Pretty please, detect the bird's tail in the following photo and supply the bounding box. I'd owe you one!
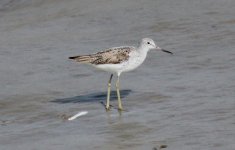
[69,55,94,63]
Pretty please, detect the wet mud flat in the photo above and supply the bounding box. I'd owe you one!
[1,0,235,150]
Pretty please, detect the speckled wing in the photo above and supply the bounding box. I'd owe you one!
[69,46,133,65]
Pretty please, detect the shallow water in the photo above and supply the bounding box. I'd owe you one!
[0,0,235,149]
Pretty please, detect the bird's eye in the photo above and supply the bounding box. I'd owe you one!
[147,42,150,44]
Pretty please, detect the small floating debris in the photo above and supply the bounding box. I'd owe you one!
[68,111,88,121]
[153,144,167,150]
[60,114,69,120]
[0,120,12,126]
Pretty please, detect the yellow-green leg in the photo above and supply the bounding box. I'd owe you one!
[116,75,123,111]
[106,74,113,110]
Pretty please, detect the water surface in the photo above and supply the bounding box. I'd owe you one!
[0,0,235,149]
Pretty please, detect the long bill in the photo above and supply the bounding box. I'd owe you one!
[161,49,173,55]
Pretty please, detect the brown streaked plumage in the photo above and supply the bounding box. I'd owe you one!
[69,38,173,111]
[69,46,133,65]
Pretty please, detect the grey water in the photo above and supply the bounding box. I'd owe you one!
[0,0,235,149]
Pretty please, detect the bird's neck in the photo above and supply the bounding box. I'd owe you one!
[137,45,149,55]
[137,46,149,61]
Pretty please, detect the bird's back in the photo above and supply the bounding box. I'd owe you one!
[69,46,135,65]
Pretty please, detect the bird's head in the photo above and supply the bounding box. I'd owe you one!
[141,38,173,54]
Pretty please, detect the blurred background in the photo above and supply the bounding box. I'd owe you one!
[0,0,235,150]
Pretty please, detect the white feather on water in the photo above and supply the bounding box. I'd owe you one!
[68,111,88,121]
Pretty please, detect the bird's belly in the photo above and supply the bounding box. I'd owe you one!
[94,55,145,74]
[94,63,125,74]
[122,57,144,72]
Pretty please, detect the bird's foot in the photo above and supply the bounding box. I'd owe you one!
[100,101,114,111]
[105,106,111,111]
[118,107,123,111]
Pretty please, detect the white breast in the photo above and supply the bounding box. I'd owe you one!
[121,50,147,73]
